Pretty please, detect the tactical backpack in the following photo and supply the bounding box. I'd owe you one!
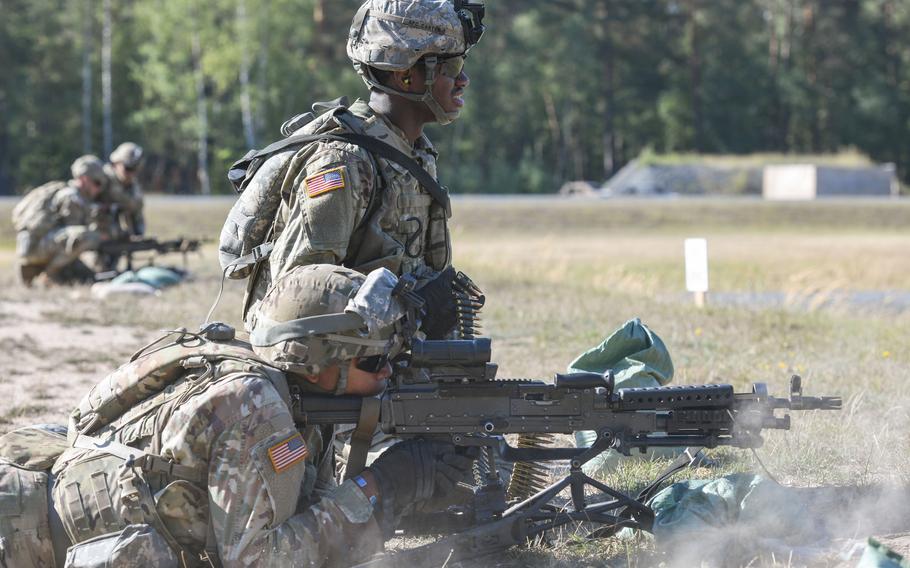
[218,98,451,282]
[12,180,67,237]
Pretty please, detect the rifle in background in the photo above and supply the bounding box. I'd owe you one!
[97,236,204,273]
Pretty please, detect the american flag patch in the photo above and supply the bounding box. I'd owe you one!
[305,167,346,197]
[267,433,309,473]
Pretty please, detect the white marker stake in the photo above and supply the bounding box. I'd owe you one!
[684,238,709,307]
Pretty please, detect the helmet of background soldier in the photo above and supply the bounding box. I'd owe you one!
[249,264,407,393]
[70,155,107,186]
[109,142,144,169]
[346,0,485,125]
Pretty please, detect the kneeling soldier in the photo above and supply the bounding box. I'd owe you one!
[13,155,106,285]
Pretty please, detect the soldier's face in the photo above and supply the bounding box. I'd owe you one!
[344,358,392,396]
[430,59,470,114]
[114,162,136,184]
[80,176,103,200]
[307,358,391,396]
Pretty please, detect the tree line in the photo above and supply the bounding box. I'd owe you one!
[1,0,908,196]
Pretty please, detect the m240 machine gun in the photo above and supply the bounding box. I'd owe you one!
[292,337,841,566]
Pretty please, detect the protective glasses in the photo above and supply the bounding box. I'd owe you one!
[437,55,466,79]
[356,354,390,373]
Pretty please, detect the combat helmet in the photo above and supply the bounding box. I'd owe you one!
[347,0,486,125]
[110,142,144,169]
[70,155,106,186]
[250,264,408,393]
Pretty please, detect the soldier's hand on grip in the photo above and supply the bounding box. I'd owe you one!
[368,438,475,515]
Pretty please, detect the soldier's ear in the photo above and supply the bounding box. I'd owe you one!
[393,70,413,92]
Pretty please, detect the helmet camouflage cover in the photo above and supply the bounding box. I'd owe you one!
[250,264,406,379]
[347,0,468,72]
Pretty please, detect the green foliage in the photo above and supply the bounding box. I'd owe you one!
[2,0,910,195]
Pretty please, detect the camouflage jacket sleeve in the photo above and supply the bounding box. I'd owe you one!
[268,142,376,283]
[168,374,383,568]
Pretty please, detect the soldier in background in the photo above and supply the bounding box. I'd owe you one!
[12,155,106,285]
[92,142,146,271]
[0,264,474,567]
[102,141,146,237]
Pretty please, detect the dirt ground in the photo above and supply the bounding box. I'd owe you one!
[0,296,154,429]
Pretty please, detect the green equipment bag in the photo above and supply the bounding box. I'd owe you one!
[12,181,67,236]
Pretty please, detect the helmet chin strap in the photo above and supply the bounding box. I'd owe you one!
[361,57,461,126]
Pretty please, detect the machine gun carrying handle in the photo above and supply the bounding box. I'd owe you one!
[554,370,614,392]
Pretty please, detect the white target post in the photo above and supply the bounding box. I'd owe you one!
[684,238,709,307]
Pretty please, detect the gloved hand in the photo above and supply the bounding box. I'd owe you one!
[414,266,457,339]
[367,439,476,515]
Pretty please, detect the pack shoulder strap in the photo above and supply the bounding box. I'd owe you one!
[238,131,451,215]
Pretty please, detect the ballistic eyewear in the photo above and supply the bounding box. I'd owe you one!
[356,354,390,373]
[437,55,467,79]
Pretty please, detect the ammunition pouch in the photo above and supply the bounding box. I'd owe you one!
[63,524,178,568]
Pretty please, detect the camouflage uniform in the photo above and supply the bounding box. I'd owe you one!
[242,99,450,331]
[51,346,383,567]
[98,163,145,237]
[235,0,484,331]
[98,142,146,239]
[18,182,102,281]
[0,424,68,567]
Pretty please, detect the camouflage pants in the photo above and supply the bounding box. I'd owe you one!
[18,226,101,281]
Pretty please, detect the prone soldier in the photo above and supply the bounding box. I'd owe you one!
[0,264,474,567]
[12,155,106,285]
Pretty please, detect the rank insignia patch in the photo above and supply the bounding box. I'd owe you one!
[268,433,309,473]
[305,167,346,197]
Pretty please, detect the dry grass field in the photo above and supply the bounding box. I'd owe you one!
[0,195,909,566]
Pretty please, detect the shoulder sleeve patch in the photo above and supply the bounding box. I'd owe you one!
[267,432,309,473]
[305,166,346,198]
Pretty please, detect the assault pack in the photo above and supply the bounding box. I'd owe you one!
[218,98,450,281]
[12,180,68,237]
